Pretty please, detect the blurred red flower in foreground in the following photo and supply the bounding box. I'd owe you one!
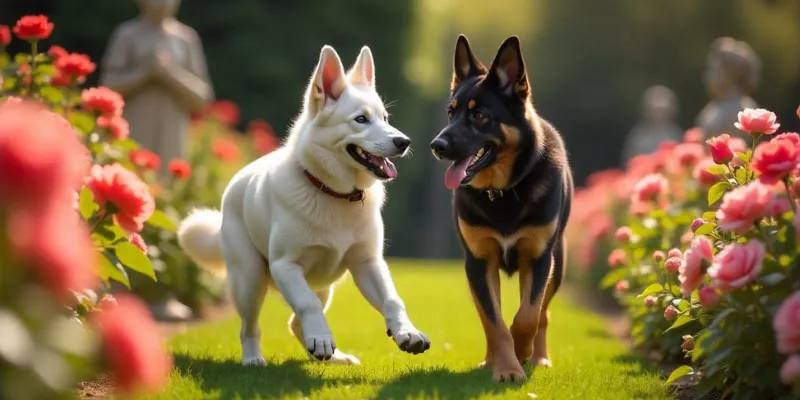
[48,45,67,59]
[85,163,155,233]
[0,99,96,299]
[90,294,172,394]
[129,149,161,170]
[212,138,241,162]
[0,25,10,46]
[12,15,54,41]
[82,87,124,117]
[0,99,89,209]
[168,159,191,180]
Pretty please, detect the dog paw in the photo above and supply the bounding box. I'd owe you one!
[532,357,552,368]
[391,328,431,354]
[242,356,267,366]
[304,334,336,361]
[492,365,527,383]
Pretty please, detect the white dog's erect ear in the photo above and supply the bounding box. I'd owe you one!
[310,45,347,109]
[348,46,375,88]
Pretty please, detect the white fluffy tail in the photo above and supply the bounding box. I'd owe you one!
[177,208,225,272]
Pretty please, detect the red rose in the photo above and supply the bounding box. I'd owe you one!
[129,149,161,170]
[129,233,148,254]
[201,100,240,126]
[249,119,280,155]
[751,133,800,184]
[85,163,155,233]
[90,294,172,394]
[668,142,705,173]
[607,248,625,268]
[12,15,54,41]
[212,138,241,162]
[693,158,723,187]
[47,45,67,59]
[97,115,130,140]
[168,159,191,180]
[81,87,124,117]
[0,25,10,46]
[0,99,89,209]
[705,134,734,164]
[55,53,96,83]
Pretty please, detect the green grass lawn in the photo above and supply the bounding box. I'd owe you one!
[138,260,671,400]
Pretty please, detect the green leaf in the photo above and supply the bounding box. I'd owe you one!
[147,209,177,232]
[665,313,695,332]
[736,151,751,163]
[78,186,97,220]
[0,53,9,69]
[92,223,127,246]
[694,222,716,236]
[707,182,729,206]
[13,53,30,65]
[97,253,130,288]
[68,112,96,135]
[599,267,629,290]
[702,211,718,221]
[114,242,156,281]
[705,164,728,175]
[39,86,64,104]
[113,138,140,150]
[638,283,664,298]
[665,365,694,385]
[735,167,748,185]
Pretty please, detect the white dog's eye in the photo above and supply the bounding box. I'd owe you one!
[354,115,369,124]
[383,114,388,122]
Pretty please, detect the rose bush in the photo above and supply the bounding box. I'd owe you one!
[0,15,178,398]
[569,108,800,399]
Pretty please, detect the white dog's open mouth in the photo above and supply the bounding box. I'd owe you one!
[346,144,398,180]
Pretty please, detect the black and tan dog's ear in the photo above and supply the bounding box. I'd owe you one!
[487,36,530,100]
[451,34,486,92]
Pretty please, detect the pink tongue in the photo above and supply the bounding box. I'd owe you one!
[444,159,470,190]
[369,155,398,179]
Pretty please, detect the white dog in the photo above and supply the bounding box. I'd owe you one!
[177,45,430,366]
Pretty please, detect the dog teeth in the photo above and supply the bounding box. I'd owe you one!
[472,147,486,163]
[356,147,368,159]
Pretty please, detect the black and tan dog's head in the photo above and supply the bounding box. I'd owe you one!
[430,35,542,191]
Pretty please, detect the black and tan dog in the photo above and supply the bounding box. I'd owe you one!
[429,35,573,383]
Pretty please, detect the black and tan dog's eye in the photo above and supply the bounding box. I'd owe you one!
[446,106,455,119]
[473,111,486,121]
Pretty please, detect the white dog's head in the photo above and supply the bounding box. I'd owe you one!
[294,45,411,187]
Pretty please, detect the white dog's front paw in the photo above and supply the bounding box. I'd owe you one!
[304,333,337,361]
[242,356,267,366]
[387,326,431,355]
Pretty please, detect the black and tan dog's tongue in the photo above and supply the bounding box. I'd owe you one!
[444,158,471,190]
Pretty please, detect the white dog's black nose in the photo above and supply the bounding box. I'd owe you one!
[393,137,411,151]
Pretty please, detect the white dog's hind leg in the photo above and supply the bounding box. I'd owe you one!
[271,259,336,361]
[289,286,361,365]
[221,219,269,366]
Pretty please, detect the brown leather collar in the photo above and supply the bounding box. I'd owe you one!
[303,169,365,203]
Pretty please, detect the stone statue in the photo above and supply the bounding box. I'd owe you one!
[695,37,761,140]
[99,0,214,169]
[620,85,683,165]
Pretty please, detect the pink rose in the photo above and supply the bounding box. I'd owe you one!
[707,240,765,292]
[773,291,800,355]
[684,128,705,143]
[765,197,792,218]
[664,305,677,321]
[690,218,705,232]
[644,296,656,307]
[698,287,721,308]
[668,143,705,174]
[615,280,629,294]
[781,355,800,385]
[668,248,683,259]
[693,158,723,187]
[664,256,682,274]
[679,236,713,297]
[653,251,665,262]
[615,226,632,243]
[734,108,780,135]
[632,173,668,204]
[751,133,800,184]
[706,134,734,164]
[716,181,775,234]
[608,248,626,268]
